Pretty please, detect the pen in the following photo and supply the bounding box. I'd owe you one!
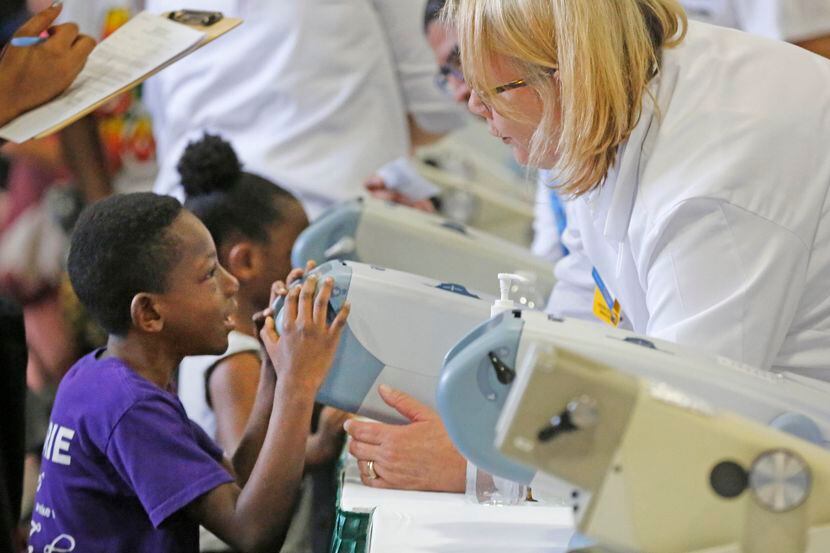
[10,36,47,47]
[9,1,64,46]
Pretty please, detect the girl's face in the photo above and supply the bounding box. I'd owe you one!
[466,55,561,169]
[252,203,308,308]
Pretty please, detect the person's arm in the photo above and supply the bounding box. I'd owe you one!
[407,114,446,149]
[369,0,466,150]
[642,198,806,370]
[795,34,830,59]
[59,117,112,203]
[185,276,350,553]
[208,352,261,460]
[305,406,349,468]
[0,5,95,127]
[344,385,466,492]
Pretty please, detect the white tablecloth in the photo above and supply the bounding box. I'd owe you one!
[339,455,576,553]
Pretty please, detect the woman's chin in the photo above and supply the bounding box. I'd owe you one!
[510,145,531,166]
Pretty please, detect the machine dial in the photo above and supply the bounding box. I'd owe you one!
[749,449,811,513]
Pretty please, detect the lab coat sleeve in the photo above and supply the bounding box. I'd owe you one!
[733,0,830,42]
[642,197,808,370]
[370,0,467,134]
[547,203,596,322]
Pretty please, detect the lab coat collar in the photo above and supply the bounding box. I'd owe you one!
[601,62,681,243]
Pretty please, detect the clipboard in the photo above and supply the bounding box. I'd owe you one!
[0,11,242,143]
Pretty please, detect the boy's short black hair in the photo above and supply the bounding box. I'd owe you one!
[67,193,183,336]
[424,0,446,32]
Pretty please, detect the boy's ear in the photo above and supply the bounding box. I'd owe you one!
[226,241,257,283]
[130,293,164,334]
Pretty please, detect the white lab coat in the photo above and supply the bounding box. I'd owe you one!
[680,0,830,41]
[533,0,830,272]
[549,21,830,380]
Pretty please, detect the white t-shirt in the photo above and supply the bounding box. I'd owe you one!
[143,0,465,218]
[177,331,262,552]
[178,330,261,441]
[680,0,830,41]
[550,21,830,379]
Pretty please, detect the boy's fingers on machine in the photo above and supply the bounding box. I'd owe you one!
[298,275,317,323]
[330,301,350,333]
[313,278,333,324]
[283,286,301,325]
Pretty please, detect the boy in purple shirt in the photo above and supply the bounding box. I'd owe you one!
[28,192,349,553]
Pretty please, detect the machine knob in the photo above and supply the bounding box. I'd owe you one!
[488,351,516,385]
[749,449,811,513]
[709,461,748,499]
[538,396,598,442]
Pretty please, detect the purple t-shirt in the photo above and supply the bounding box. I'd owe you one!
[28,350,234,553]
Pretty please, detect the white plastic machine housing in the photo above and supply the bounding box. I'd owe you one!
[494,316,830,553]
[438,309,830,490]
[290,197,554,303]
[274,260,493,424]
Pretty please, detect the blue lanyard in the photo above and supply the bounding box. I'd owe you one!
[591,268,614,311]
[549,190,569,257]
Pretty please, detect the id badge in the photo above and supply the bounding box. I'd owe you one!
[591,268,622,327]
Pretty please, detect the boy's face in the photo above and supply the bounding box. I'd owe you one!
[156,211,239,356]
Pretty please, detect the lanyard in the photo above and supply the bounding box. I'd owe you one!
[549,189,569,257]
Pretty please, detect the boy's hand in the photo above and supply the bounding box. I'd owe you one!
[306,407,351,467]
[260,276,349,395]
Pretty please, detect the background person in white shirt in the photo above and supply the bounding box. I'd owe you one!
[681,0,830,56]
[143,0,466,218]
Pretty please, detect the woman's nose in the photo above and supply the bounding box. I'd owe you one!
[467,90,491,119]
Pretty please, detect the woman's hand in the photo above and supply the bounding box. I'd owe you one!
[344,385,466,492]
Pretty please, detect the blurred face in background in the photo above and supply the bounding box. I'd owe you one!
[426,21,471,104]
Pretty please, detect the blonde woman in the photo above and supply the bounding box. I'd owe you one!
[345,0,830,498]
[450,0,830,377]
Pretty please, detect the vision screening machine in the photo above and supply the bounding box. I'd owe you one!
[273,260,494,423]
[437,309,830,553]
[290,196,555,302]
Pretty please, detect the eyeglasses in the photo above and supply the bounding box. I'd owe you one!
[473,67,558,112]
[435,45,465,94]
[488,67,558,95]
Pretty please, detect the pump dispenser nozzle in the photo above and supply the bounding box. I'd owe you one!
[492,273,529,317]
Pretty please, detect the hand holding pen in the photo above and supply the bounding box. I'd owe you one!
[0,1,96,127]
[10,1,64,46]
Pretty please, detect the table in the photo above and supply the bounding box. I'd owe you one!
[330,455,576,553]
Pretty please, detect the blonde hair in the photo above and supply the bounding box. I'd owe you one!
[446,0,687,195]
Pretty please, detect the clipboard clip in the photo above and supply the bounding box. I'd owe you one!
[168,10,223,27]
